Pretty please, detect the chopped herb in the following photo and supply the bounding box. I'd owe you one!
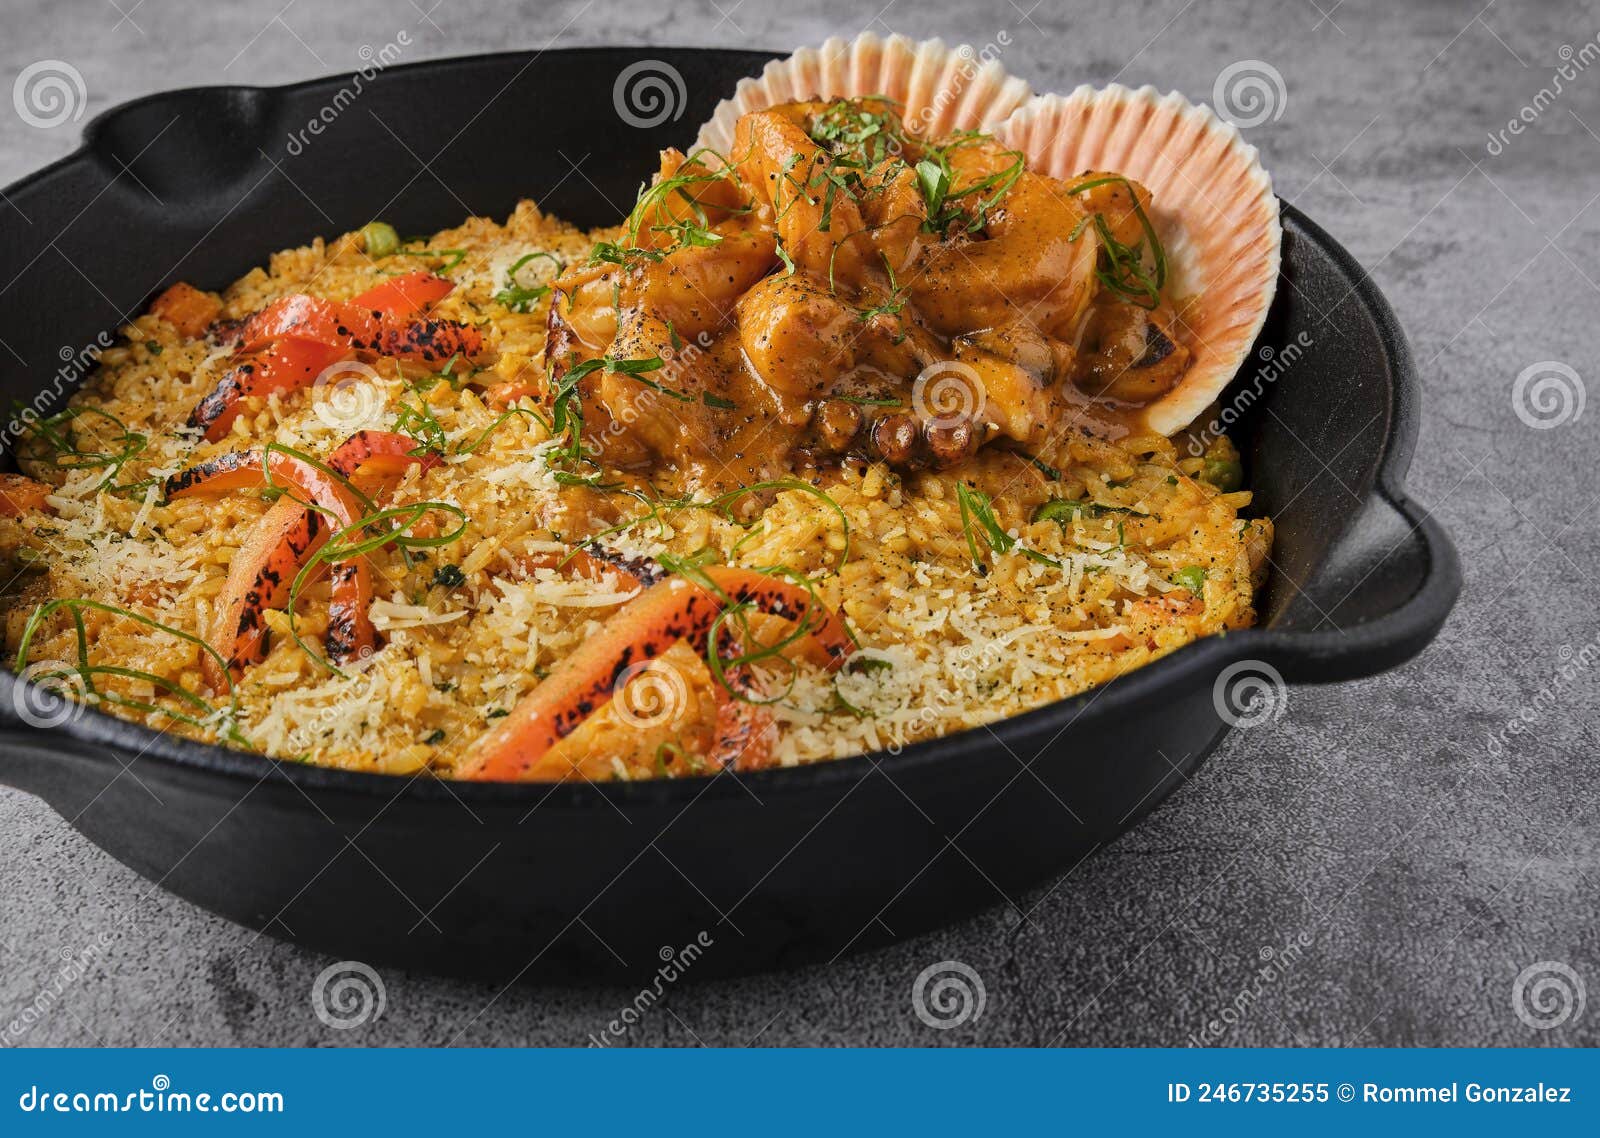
[919,134,1025,235]
[701,562,838,704]
[393,396,447,453]
[959,484,1059,573]
[858,253,907,322]
[144,340,163,355]
[588,240,663,267]
[432,564,466,588]
[1032,497,1150,526]
[624,149,749,253]
[846,656,894,675]
[808,98,908,167]
[914,158,952,230]
[1066,175,1168,309]
[564,353,688,402]
[494,251,564,313]
[1021,453,1063,481]
[1173,566,1207,596]
[390,246,467,273]
[283,496,468,676]
[15,597,248,746]
[423,728,446,745]
[702,391,737,410]
[18,405,148,494]
[702,480,852,569]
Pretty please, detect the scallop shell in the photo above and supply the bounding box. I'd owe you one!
[995,86,1281,437]
[694,33,1032,155]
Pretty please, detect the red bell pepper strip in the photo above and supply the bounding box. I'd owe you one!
[236,295,375,355]
[188,338,350,442]
[236,272,458,352]
[189,272,479,441]
[349,271,456,314]
[166,432,436,688]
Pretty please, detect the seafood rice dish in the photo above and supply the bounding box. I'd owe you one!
[0,42,1279,782]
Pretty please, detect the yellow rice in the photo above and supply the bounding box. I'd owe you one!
[0,202,1272,779]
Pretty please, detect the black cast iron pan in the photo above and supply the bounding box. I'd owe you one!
[0,48,1458,983]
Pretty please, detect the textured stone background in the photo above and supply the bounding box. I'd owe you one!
[0,0,1596,1047]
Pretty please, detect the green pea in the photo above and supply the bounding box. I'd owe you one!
[361,221,400,258]
[1200,458,1243,492]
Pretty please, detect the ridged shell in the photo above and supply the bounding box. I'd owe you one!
[995,86,1281,436]
[694,33,1031,155]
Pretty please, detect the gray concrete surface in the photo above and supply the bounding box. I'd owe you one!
[0,0,1596,1047]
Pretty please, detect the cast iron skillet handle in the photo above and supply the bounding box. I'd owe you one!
[1253,483,1461,684]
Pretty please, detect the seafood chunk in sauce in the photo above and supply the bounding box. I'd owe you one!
[544,98,1192,483]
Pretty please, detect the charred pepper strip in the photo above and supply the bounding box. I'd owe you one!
[461,566,849,781]
[515,543,664,590]
[188,338,349,441]
[362,317,483,364]
[166,432,435,688]
[515,547,773,770]
[187,272,480,442]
